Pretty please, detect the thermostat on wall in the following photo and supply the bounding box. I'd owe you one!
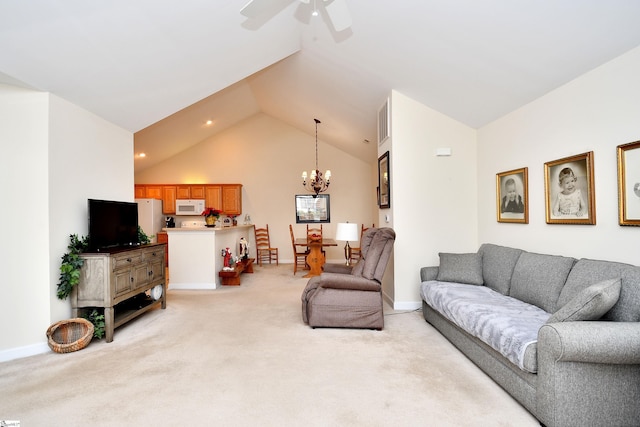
[436,148,452,156]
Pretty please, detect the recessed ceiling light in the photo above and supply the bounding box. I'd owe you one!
[135,152,146,159]
[205,119,213,125]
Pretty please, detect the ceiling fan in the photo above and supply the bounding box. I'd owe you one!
[240,0,352,32]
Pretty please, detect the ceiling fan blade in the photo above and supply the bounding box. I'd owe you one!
[324,0,351,32]
[240,0,272,18]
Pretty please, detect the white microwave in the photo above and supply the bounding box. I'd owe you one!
[175,199,205,215]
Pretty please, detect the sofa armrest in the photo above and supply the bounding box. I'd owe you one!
[420,266,439,282]
[537,321,640,427]
[539,321,640,364]
[317,272,381,292]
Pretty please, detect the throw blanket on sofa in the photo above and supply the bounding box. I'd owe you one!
[421,281,551,372]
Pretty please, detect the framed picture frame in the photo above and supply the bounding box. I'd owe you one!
[378,151,390,209]
[496,167,528,224]
[544,151,595,225]
[617,140,640,226]
[295,194,330,224]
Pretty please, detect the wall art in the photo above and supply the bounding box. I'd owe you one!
[496,167,528,224]
[617,140,640,226]
[544,151,595,225]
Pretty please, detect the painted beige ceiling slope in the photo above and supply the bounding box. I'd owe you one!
[2,1,640,172]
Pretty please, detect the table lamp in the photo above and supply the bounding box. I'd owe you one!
[335,222,359,265]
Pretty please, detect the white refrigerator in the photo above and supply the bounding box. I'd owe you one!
[135,198,164,243]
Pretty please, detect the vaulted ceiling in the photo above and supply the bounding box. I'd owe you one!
[2,1,640,172]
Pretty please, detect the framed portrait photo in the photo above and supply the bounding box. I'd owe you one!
[617,140,640,226]
[378,151,390,209]
[496,167,528,224]
[544,151,595,225]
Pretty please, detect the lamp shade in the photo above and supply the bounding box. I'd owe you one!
[335,222,359,242]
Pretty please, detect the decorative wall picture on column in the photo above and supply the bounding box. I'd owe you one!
[496,167,528,224]
[378,151,390,209]
[617,140,640,226]
[544,151,595,225]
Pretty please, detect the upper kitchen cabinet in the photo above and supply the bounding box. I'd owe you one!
[204,185,222,211]
[162,186,176,214]
[135,185,146,199]
[222,184,242,216]
[190,185,205,199]
[145,185,163,199]
[176,185,191,200]
[134,183,242,215]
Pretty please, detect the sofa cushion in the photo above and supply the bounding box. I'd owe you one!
[559,258,640,321]
[547,278,621,323]
[421,281,549,373]
[478,244,524,295]
[436,252,483,285]
[606,266,640,322]
[509,252,575,313]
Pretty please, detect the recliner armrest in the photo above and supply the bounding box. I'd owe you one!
[317,272,381,292]
[323,263,353,274]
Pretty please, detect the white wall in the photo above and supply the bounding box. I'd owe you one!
[136,113,376,263]
[0,86,133,361]
[389,91,478,308]
[48,95,134,321]
[477,45,640,264]
[0,85,50,355]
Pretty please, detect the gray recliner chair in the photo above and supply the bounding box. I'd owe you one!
[301,227,396,330]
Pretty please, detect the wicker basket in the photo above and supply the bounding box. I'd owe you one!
[46,318,94,353]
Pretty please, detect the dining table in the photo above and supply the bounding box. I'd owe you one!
[294,237,338,278]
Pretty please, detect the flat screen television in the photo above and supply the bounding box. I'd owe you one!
[87,199,139,252]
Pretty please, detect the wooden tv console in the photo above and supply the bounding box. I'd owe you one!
[71,243,167,342]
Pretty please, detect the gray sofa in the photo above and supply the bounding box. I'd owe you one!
[419,243,640,427]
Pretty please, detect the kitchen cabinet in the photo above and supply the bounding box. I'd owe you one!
[190,185,205,199]
[135,185,146,198]
[145,185,162,199]
[205,185,222,211]
[162,186,176,214]
[222,184,242,215]
[134,183,242,215]
[71,243,166,342]
[176,185,191,199]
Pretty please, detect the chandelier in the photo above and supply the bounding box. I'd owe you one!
[301,118,331,196]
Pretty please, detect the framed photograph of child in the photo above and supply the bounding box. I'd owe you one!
[544,151,595,225]
[617,140,640,226]
[496,167,528,224]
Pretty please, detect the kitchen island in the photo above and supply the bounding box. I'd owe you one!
[164,225,254,290]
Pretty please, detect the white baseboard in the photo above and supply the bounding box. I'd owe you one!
[0,342,50,363]
[392,301,422,311]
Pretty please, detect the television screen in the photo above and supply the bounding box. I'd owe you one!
[88,199,139,251]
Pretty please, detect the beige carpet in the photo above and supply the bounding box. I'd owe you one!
[0,264,538,426]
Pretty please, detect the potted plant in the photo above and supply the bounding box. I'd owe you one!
[201,207,222,226]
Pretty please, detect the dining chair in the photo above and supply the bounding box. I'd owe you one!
[254,224,278,266]
[290,224,309,275]
[306,223,324,256]
[349,223,374,264]
[306,224,323,242]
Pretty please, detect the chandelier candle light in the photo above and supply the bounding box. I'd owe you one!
[302,118,331,196]
[335,222,359,265]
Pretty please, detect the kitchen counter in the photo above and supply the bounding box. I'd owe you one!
[164,225,254,290]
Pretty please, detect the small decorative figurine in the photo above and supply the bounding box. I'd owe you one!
[223,247,232,268]
[239,237,249,260]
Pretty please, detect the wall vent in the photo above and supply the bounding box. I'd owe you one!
[378,98,390,144]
